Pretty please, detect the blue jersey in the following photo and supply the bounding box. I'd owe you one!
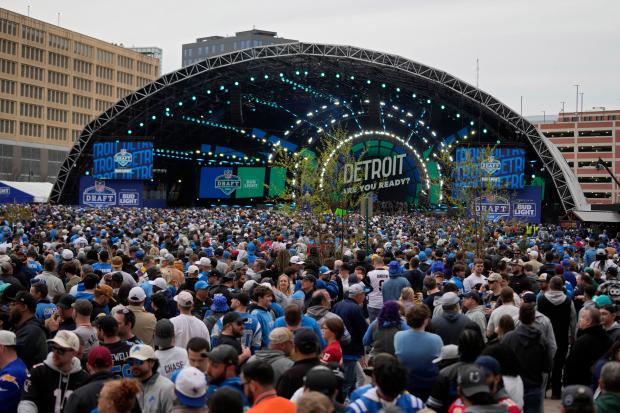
[347,387,424,413]
[274,315,326,348]
[205,376,248,407]
[26,260,42,274]
[250,306,274,349]
[0,357,27,413]
[211,311,263,353]
[92,262,113,273]
[35,301,57,321]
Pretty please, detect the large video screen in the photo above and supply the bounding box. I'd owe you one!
[199,167,286,199]
[92,141,153,180]
[452,147,525,195]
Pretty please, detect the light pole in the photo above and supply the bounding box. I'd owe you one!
[542,110,546,123]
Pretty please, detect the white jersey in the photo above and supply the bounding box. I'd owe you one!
[156,346,189,379]
[170,313,211,349]
[367,268,389,309]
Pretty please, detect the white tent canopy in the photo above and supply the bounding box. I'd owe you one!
[0,181,53,203]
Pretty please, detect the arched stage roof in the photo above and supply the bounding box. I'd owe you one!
[50,42,587,213]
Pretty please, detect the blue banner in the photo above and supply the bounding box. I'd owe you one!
[471,186,541,223]
[79,176,144,208]
[0,183,34,204]
[92,141,153,180]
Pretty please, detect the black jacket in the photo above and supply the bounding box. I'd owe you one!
[564,324,612,386]
[275,357,321,399]
[502,324,552,389]
[13,316,48,369]
[332,298,368,357]
[63,371,115,413]
[431,311,477,346]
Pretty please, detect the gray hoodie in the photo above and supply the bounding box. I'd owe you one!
[138,372,175,413]
[247,349,294,384]
[466,305,488,341]
[306,305,351,345]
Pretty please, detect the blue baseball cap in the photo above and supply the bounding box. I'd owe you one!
[194,281,209,291]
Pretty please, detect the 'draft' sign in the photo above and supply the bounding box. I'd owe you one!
[342,154,411,194]
[79,176,143,208]
[471,186,541,223]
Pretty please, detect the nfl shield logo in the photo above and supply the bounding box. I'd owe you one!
[215,170,241,195]
[114,149,133,167]
[95,180,106,192]
[481,156,501,175]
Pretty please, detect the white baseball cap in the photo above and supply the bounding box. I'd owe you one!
[194,257,211,267]
[174,291,194,307]
[47,330,80,352]
[290,256,305,265]
[0,331,16,346]
[61,249,74,260]
[174,367,207,407]
[129,344,156,361]
[128,287,147,303]
[149,278,168,291]
[187,265,200,275]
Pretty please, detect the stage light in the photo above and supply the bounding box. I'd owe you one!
[264,75,269,79]
[151,115,156,120]
[165,107,170,111]
[178,179,182,183]
[350,75,355,80]
[382,83,386,88]
[426,99,431,104]
[320,72,325,77]
[456,113,461,118]
[336,74,340,78]
[304,71,308,75]
[127,130,132,134]
[483,129,488,133]
[497,140,501,144]
[178,102,183,106]
[139,122,144,127]
[85,171,89,175]
[234,82,239,86]
[192,96,197,101]
[295,71,300,75]
[441,105,445,109]
[412,94,417,98]
[531,174,536,179]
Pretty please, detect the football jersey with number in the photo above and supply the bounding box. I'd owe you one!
[367,268,389,309]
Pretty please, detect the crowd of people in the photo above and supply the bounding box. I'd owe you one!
[0,204,618,413]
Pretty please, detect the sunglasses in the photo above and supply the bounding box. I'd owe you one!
[127,358,146,366]
[50,345,69,355]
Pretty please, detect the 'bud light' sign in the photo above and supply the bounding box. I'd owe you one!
[470,186,541,223]
[80,176,143,208]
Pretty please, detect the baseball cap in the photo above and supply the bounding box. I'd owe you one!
[56,294,76,310]
[174,291,194,308]
[487,273,502,282]
[206,344,238,365]
[318,266,331,275]
[388,260,401,274]
[164,253,175,262]
[511,259,525,266]
[522,292,537,304]
[195,257,211,267]
[187,265,199,275]
[223,272,236,281]
[293,328,320,354]
[173,367,208,408]
[111,272,124,284]
[7,291,36,311]
[61,249,74,260]
[463,291,481,304]
[154,319,175,348]
[475,356,501,375]
[222,312,248,326]
[47,330,80,352]
[0,331,17,346]
[111,256,123,267]
[194,280,209,291]
[528,250,539,259]
[95,284,114,298]
[304,365,338,396]
[457,364,490,397]
[561,385,593,409]
[348,283,370,296]
[129,344,157,361]
[72,299,93,316]
[597,248,607,255]
[88,345,113,368]
[149,277,168,291]
[432,344,459,364]
[268,327,294,345]
[302,274,316,283]
[128,287,147,303]
[440,292,460,306]
[290,256,305,265]
[594,295,613,307]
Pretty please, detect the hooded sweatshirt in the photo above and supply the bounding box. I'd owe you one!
[18,353,89,413]
[502,324,552,389]
[247,349,294,384]
[595,391,620,413]
[382,274,411,302]
[305,305,352,345]
[431,310,477,346]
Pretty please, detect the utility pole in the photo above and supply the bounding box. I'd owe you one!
[476,58,479,89]
[57,12,60,26]
[27,5,30,17]
[542,110,546,123]
[580,92,584,113]
[561,101,566,113]
[574,84,580,116]
[520,96,523,116]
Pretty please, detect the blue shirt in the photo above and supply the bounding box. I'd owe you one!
[205,376,248,406]
[34,301,57,321]
[347,387,425,413]
[0,357,27,413]
[274,315,326,348]
[394,329,443,390]
[211,311,263,353]
[92,262,113,273]
[250,306,274,348]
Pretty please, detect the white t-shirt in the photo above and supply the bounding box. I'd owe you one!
[156,346,189,379]
[367,268,389,309]
[170,313,211,349]
[463,273,487,293]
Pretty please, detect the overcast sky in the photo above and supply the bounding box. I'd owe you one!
[3,0,619,116]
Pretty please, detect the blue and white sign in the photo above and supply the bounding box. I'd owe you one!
[471,186,541,223]
[80,177,143,208]
[92,141,153,180]
[215,170,241,195]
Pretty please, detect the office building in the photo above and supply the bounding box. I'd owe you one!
[182,29,297,67]
[0,8,161,182]
[537,108,620,205]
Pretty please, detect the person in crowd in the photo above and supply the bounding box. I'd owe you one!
[170,291,210,349]
[97,315,133,378]
[462,290,487,340]
[8,291,47,369]
[18,330,89,413]
[320,317,344,364]
[204,344,246,403]
[395,304,443,401]
[154,319,189,379]
[72,298,99,358]
[432,292,477,345]
[297,391,334,413]
[561,385,595,413]
[464,258,486,293]
[332,283,369,397]
[382,261,410,302]
[596,361,620,413]
[91,284,114,320]
[34,256,65,300]
[213,312,252,363]
[366,256,389,322]
[347,353,425,413]
[486,287,520,339]
[273,304,324,346]
[250,286,276,349]
[0,331,28,413]
[242,360,296,413]
[207,388,244,413]
[170,366,208,413]
[64,346,116,413]
[128,343,175,413]
[186,337,210,373]
[247,327,294,384]
[127,286,157,346]
[95,378,141,413]
[455,364,507,413]
[276,328,321,399]
[289,365,344,409]
[363,301,408,357]
[113,305,143,344]
[30,282,56,322]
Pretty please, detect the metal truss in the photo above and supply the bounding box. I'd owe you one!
[50,42,588,212]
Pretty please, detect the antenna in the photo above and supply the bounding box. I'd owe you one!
[561,101,565,113]
[27,5,30,17]
[574,84,580,115]
[580,92,584,113]
[476,58,479,89]
[57,12,60,26]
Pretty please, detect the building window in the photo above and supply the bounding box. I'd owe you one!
[21,63,44,81]
[578,160,611,168]
[0,99,15,114]
[73,59,92,75]
[21,45,44,62]
[0,119,15,134]
[48,52,69,68]
[0,58,16,75]
[578,130,612,137]
[558,146,574,153]
[19,103,43,118]
[72,94,92,109]
[48,70,69,86]
[47,126,68,140]
[20,83,44,100]
[47,108,68,123]
[74,42,93,57]
[577,146,612,153]
[19,121,43,137]
[48,34,69,50]
[0,79,16,94]
[584,192,612,199]
[543,131,573,138]
[48,89,68,105]
[21,26,45,44]
[0,19,18,36]
[0,39,17,55]
[72,76,92,92]
[578,176,612,183]
[0,144,13,180]
[47,149,66,181]
[20,146,41,181]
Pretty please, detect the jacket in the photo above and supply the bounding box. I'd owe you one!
[332,298,368,358]
[34,271,65,299]
[64,371,115,413]
[127,304,156,346]
[250,305,274,349]
[305,305,351,345]
[275,357,321,399]
[382,275,410,303]
[137,372,176,413]
[606,322,620,342]
[595,391,620,413]
[18,353,89,413]
[347,387,425,413]
[13,317,48,369]
[502,324,551,388]
[431,310,477,345]
[465,305,487,340]
[247,350,294,384]
[564,324,612,386]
